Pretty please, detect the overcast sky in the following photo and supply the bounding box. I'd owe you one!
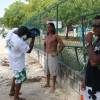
[0,0,26,17]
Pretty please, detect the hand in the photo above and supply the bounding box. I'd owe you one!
[90,59,96,66]
[85,32,94,44]
[81,82,86,91]
[27,49,31,53]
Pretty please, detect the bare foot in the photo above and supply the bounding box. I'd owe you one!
[14,97,26,100]
[50,88,55,93]
[41,84,50,88]
[9,92,22,96]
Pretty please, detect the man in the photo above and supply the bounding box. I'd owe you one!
[6,26,35,100]
[84,15,100,100]
[44,23,65,93]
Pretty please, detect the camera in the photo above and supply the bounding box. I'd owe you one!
[27,28,40,38]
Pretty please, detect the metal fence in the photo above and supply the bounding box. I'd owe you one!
[24,0,100,72]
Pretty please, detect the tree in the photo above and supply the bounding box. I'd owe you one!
[57,0,100,38]
[3,1,25,28]
[0,17,4,26]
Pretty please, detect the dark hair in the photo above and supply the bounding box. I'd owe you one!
[94,15,100,20]
[92,15,100,28]
[18,26,30,34]
[48,23,56,34]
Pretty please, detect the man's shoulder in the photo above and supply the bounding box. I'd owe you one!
[54,34,61,40]
[11,33,23,45]
[53,33,59,38]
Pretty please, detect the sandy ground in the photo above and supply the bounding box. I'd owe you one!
[0,61,68,100]
[0,36,79,100]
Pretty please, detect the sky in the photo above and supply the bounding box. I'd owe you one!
[0,0,26,17]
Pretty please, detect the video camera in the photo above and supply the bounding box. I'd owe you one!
[27,28,40,38]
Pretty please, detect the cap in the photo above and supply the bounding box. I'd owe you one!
[27,28,40,38]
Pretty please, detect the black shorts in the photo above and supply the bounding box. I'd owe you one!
[85,66,100,91]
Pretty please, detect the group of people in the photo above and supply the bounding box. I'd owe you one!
[6,15,100,100]
[6,23,64,100]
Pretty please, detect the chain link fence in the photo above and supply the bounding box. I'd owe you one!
[24,0,100,72]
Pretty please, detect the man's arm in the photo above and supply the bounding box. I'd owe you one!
[44,38,46,55]
[27,37,35,53]
[18,37,35,54]
[86,32,100,65]
[88,44,100,65]
[56,35,65,52]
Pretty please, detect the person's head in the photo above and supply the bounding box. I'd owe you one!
[92,15,100,37]
[47,23,56,35]
[16,26,30,37]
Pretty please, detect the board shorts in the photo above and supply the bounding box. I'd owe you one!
[44,52,59,76]
[83,86,100,100]
[13,68,27,84]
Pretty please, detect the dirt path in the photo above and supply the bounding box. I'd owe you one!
[0,36,79,100]
[0,56,68,100]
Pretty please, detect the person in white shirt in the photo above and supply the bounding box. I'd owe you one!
[6,26,35,100]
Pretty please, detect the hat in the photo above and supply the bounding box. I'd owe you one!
[30,28,40,37]
[27,28,40,38]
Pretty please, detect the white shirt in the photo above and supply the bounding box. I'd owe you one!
[6,31,30,71]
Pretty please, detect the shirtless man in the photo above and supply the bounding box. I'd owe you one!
[44,23,64,92]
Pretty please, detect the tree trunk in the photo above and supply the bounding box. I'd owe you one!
[65,25,72,39]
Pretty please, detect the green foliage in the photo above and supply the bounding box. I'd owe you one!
[23,0,58,27]
[2,0,100,28]
[0,17,4,26]
[3,1,25,28]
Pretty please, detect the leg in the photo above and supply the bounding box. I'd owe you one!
[51,76,56,93]
[43,74,50,87]
[46,74,50,86]
[9,77,22,96]
[12,68,26,100]
[44,55,50,87]
[14,83,21,100]
[9,77,15,96]
[14,83,25,100]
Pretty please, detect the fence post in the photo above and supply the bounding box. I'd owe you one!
[81,16,86,64]
[56,4,58,33]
